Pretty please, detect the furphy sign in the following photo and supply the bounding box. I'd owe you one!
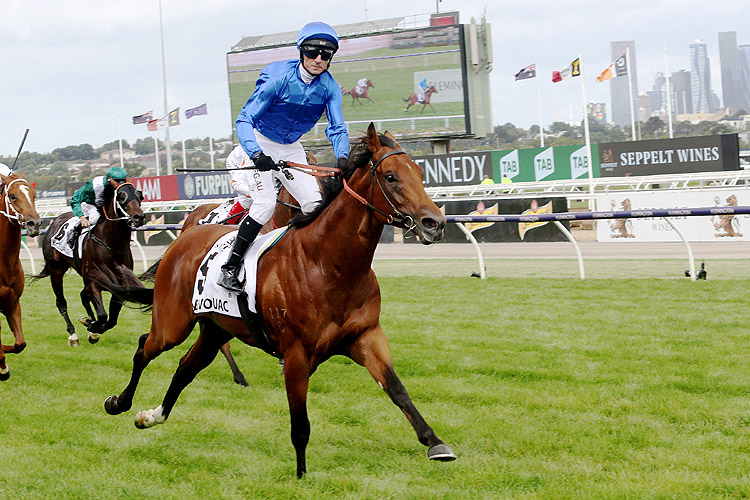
[599,134,740,176]
[177,172,233,200]
[416,152,491,187]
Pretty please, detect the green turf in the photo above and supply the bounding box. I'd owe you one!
[2,265,750,499]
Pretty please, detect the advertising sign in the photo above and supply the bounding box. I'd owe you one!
[425,197,570,243]
[132,175,179,202]
[491,144,601,183]
[228,23,469,145]
[598,134,740,176]
[177,172,234,200]
[414,151,492,187]
[595,190,750,242]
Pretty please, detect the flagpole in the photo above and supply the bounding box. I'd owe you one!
[158,0,173,175]
[180,119,187,170]
[207,104,215,170]
[664,42,674,139]
[626,47,636,141]
[117,113,125,169]
[578,53,595,208]
[535,60,544,147]
[154,136,160,177]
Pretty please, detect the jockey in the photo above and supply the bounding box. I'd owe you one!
[218,21,349,292]
[418,77,430,92]
[68,166,128,244]
[356,77,368,95]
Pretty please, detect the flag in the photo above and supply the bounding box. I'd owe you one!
[514,63,536,81]
[596,54,627,82]
[596,63,615,83]
[147,116,169,131]
[552,58,580,83]
[185,103,208,119]
[132,111,153,124]
[147,119,159,132]
[614,54,627,77]
[168,107,180,127]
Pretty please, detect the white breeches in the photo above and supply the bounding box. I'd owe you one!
[246,132,321,224]
[80,202,101,225]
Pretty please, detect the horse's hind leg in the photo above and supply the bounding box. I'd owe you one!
[133,321,231,428]
[221,341,249,386]
[49,270,79,346]
[105,316,197,416]
[348,326,456,462]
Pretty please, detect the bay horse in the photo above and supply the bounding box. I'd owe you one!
[349,80,375,105]
[0,173,41,381]
[173,187,301,386]
[33,181,145,346]
[101,123,455,476]
[404,86,438,113]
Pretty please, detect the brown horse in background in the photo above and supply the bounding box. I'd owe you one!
[404,86,438,113]
[0,173,41,380]
[34,182,145,346]
[349,80,375,105]
[101,123,454,477]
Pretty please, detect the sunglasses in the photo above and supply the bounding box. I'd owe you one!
[301,46,334,61]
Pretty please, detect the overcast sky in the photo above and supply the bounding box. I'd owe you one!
[1,0,747,156]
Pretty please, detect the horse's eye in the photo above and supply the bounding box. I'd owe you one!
[117,191,128,203]
[384,173,397,183]
[9,194,16,201]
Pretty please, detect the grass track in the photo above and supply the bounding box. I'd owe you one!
[2,261,750,499]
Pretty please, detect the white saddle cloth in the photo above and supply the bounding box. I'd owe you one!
[50,218,91,259]
[191,226,288,317]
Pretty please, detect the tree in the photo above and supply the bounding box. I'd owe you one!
[642,117,666,138]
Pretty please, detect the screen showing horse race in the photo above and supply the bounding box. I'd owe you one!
[227,20,470,148]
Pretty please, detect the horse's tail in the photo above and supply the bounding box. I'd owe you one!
[90,272,155,312]
[139,257,162,282]
[28,261,52,284]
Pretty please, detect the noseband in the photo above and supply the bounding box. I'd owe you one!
[104,182,140,226]
[0,178,32,225]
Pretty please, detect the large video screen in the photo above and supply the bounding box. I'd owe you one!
[227,24,469,149]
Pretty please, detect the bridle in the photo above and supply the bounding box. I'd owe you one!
[103,182,141,226]
[283,149,417,234]
[0,177,33,225]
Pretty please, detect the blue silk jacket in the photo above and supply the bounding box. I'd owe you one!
[236,60,349,159]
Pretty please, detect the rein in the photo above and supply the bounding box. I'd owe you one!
[0,178,31,224]
[282,150,416,232]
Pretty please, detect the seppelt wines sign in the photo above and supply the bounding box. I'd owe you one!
[598,134,740,176]
[413,152,492,187]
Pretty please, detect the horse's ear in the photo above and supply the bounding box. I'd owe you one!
[0,174,9,185]
[365,122,381,152]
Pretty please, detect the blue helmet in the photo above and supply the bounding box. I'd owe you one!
[296,22,339,52]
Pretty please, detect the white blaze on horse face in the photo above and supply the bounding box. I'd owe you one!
[17,185,32,204]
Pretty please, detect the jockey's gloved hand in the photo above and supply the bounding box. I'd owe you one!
[337,157,347,170]
[253,152,276,172]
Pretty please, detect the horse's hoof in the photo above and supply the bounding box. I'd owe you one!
[78,316,92,328]
[104,395,121,415]
[134,406,165,429]
[428,444,456,461]
[67,337,80,347]
[88,333,100,344]
[0,366,9,381]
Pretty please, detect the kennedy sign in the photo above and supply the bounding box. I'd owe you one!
[598,134,740,176]
[414,152,492,187]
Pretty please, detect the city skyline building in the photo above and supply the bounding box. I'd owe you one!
[609,41,639,128]
[718,31,744,112]
[671,69,692,115]
[689,39,713,113]
[739,44,750,112]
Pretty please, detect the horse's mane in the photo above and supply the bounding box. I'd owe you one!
[289,132,398,228]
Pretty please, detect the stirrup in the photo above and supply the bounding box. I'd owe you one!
[217,267,243,292]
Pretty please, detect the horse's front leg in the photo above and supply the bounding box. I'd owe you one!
[221,341,249,386]
[348,326,456,462]
[101,297,124,335]
[50,271,79,346]
[0,322,7,381]
[284,342,311,478]
[1,302,26,381]
[82,281,108,340]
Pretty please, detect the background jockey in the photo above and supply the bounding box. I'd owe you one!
[218,21,349,292]
[67,166,128,244]
[355,77,369,95]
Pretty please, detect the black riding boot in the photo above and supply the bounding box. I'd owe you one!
[68,222,83,248]
[217,218,264,292]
